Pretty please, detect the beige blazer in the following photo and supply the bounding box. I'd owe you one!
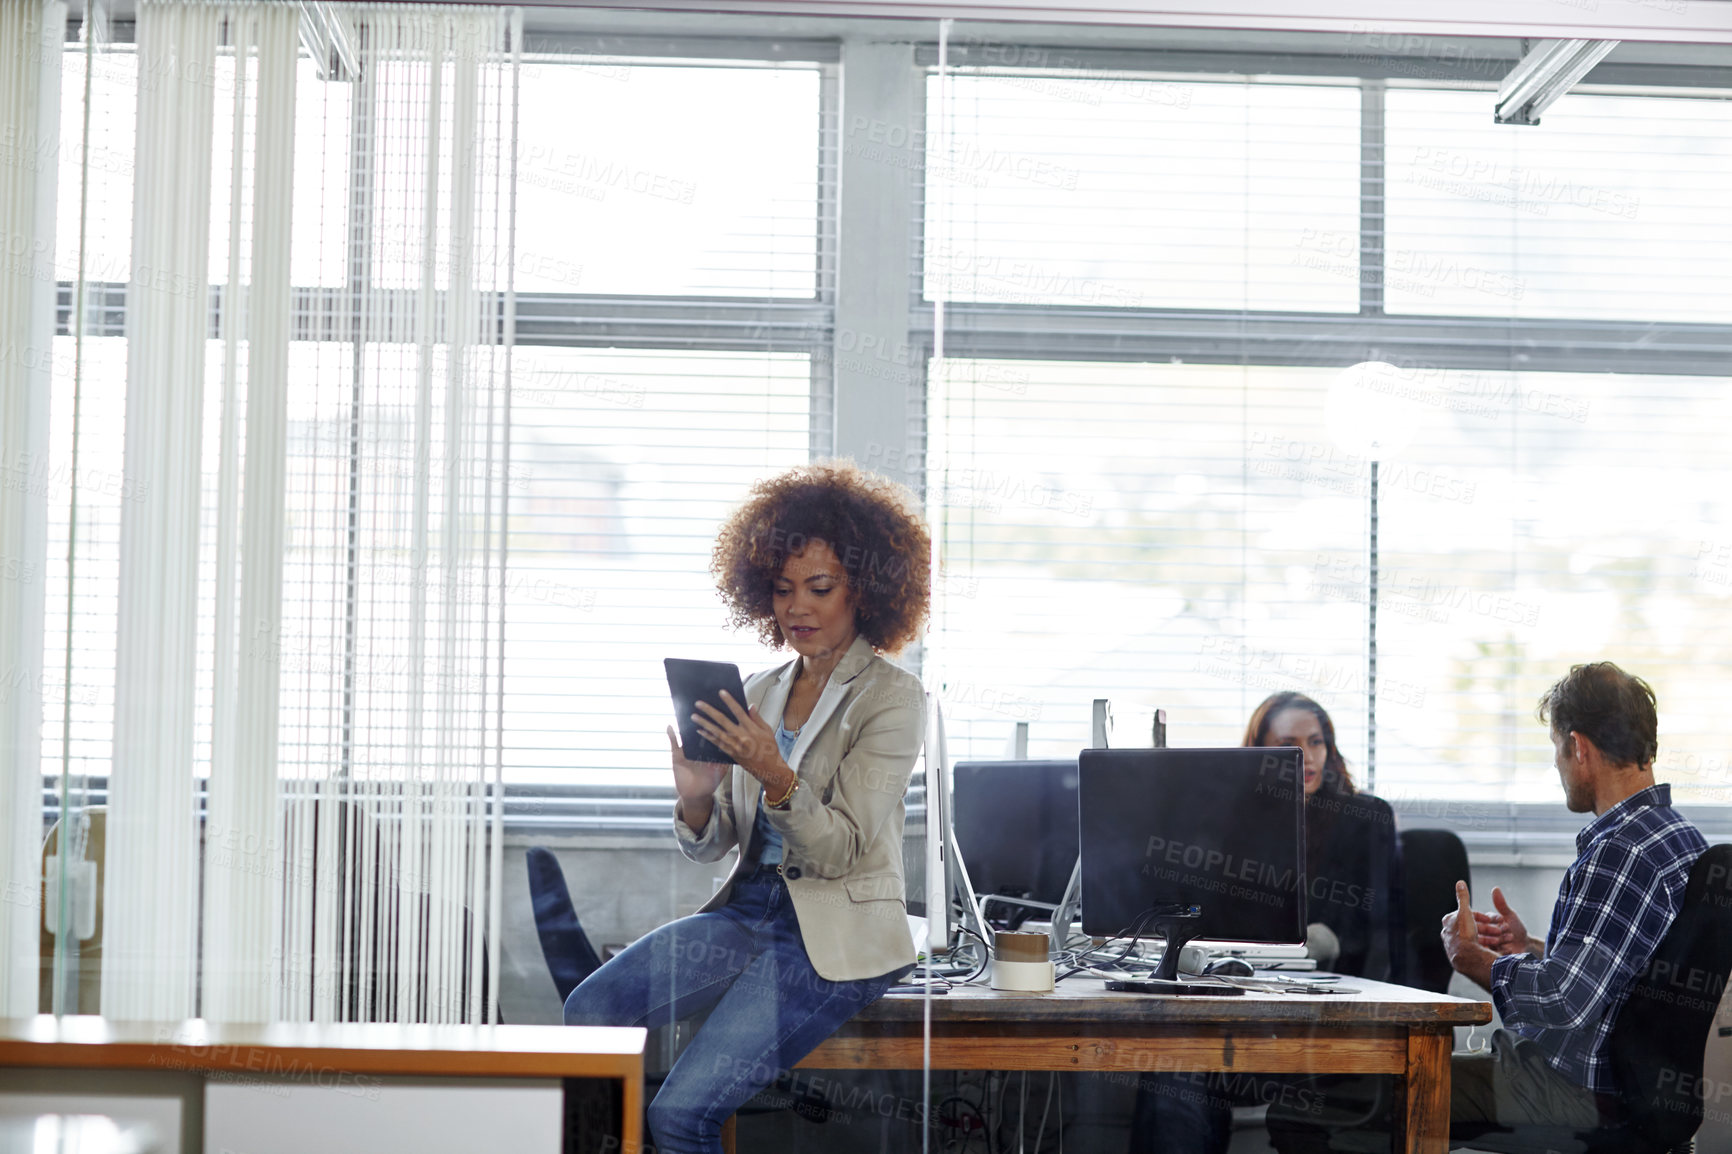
[673,634,925,983]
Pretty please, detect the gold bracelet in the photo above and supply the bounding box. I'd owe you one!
[764,776,800,811]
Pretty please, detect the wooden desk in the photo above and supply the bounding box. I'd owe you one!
[0,1015,647,1154]
[797,977,1491,1154]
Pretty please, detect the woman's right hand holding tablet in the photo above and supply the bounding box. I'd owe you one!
[669,725,728,832]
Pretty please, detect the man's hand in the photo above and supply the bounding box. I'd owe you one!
[1473,886,1543,958]
[1441,880,1500,990]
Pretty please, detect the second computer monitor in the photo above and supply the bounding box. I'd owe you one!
[952,759,1079,911]
[1078,747,1305,946]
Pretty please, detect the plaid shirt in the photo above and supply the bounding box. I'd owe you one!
[1490,784,1707,1093]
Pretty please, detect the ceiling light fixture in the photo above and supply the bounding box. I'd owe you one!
[1495,38,1618,126]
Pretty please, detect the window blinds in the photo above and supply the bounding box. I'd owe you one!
[924,72,1362,313]
[923,61,1732,801]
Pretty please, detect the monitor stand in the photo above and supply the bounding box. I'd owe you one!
[1104,909,1240,997]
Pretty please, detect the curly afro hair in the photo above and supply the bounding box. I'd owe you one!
[712,462,931,654]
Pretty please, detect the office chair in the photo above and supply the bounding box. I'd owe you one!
[526,846,604,1004]
[1453,842,1732,1154]
[1399,828,1471,994]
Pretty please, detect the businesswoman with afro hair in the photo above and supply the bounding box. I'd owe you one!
[564,461,932,1154]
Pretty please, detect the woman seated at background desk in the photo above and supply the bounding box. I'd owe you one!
[1131,691,1406,1154]
[563,462,931,1154]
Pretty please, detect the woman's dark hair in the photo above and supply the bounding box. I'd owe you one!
[711,461,932,654]
[1242,691,1355,795]
[1537,662,1658,769]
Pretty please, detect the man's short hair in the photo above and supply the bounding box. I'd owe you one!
[1536,662,1659,769]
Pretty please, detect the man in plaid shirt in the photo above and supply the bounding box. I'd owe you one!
[1268,662,1707,1151]
[1439,661,1707,1129]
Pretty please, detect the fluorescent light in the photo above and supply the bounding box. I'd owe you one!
[1495,38,1618,126]
[298,2,358,82]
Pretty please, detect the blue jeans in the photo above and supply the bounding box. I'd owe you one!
[1131,1072,1233,1154]
[563,867,906,1154]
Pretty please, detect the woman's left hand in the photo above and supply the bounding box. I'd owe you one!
[692,692,790,786]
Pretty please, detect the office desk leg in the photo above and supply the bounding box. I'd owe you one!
[623,1070,644,1154]
[1402,1029,1451,1154]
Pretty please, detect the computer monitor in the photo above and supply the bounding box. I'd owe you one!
[1078,747,1305,983]
[903,693,983,960]
[901,754,940,943]
[952,760,1079,918]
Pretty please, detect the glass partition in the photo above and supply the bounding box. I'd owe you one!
[12,5,1732,1153]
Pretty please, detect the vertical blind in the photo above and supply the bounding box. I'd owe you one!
[41,1,519,1022]
[0,0,66,1017]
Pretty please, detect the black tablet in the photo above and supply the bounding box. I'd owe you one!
[664,658,748,765]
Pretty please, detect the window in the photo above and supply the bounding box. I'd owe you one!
[513,58,823,297]
[504,347,813,785]
[928,359,1367,763]
[37,23,1732,806]
[1384,88,1732,321]
[926,73,1361,311]
[924,56,1732,802]
[42,42,833,794]
[1376,369,1732,805]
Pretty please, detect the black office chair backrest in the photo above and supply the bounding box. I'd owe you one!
[1399,828,1471,994]
[1606,842,1732,1148]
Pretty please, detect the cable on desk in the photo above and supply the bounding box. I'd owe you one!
[1055,910,1159,983]
[952,922,993,985]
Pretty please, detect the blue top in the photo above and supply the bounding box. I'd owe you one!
[749,724,801,866]
[1491,783,1707,1092]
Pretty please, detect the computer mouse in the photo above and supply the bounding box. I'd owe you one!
[1204,956,1255,978]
